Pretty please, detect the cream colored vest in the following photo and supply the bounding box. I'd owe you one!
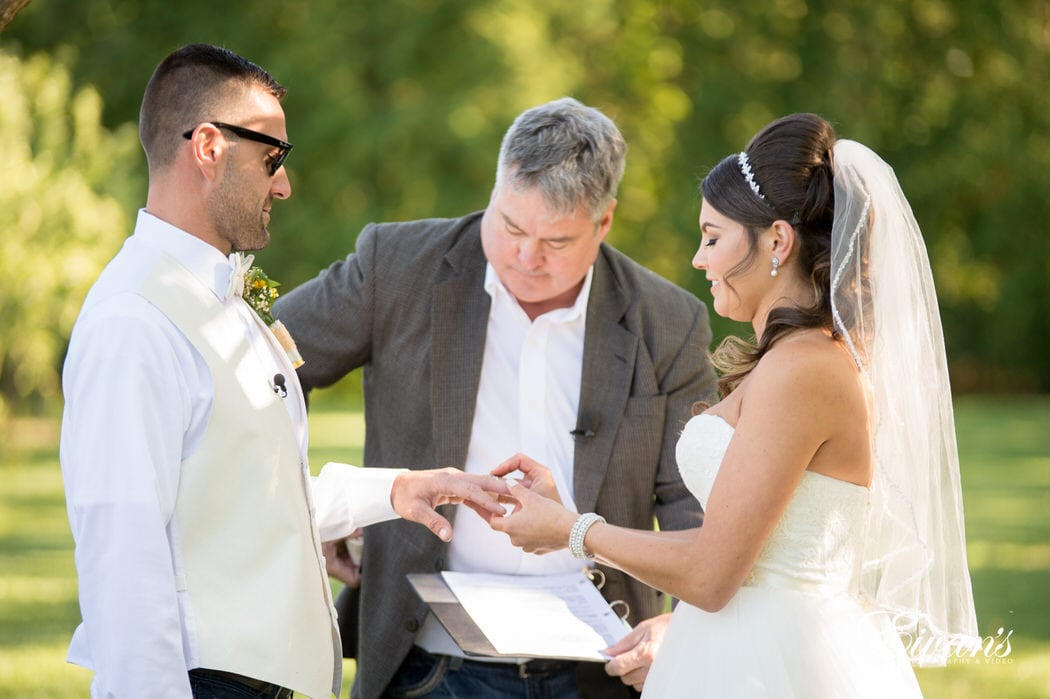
[141,254,339,698]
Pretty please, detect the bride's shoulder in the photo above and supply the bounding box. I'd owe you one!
[751,330,860,398]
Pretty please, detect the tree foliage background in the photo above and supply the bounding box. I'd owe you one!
[2,0,1048,415]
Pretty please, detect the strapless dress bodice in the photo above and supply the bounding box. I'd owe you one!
[643,415,921,697]
[675,413,870,594]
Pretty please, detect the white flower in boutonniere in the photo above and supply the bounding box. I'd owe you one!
[242,265,305,368]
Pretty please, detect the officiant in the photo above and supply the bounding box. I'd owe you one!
[274,97,718,698]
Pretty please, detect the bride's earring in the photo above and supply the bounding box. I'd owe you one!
[770,256,780,277]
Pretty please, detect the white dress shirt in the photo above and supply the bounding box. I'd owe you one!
[60,210,400,698]
[418,263,593,656]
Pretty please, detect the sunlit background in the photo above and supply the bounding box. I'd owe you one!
[1,1,1047,697]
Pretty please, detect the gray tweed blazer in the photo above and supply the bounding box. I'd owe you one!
[275,211,717,699]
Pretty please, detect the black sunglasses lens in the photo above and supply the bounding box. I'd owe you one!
[270,148,289,176]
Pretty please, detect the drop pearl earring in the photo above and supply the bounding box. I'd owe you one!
[771,256,780,277]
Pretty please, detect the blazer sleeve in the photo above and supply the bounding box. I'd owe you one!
[652,297,718,531]
[272,224,381,392]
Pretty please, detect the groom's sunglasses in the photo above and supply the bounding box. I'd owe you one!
[182,122,293,177]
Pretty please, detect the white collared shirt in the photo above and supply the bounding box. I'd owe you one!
[418,263,593,656]
[60,210,398,698]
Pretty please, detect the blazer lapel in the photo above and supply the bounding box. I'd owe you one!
[431,233,490,469]
[573,251,635,512]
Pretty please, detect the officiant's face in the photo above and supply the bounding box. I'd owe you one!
[481,182,614,317]
[207,88,292,253]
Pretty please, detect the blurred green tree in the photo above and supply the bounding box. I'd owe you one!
[4,0,1049,393]
[0,0,33,32]
[0,47,140,417]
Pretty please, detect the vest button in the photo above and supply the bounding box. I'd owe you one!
[405,618,420,632]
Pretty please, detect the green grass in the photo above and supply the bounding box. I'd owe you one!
[914,396,1050,698]
[1,395,1047,697]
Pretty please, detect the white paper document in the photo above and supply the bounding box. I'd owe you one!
[441,570,631,661]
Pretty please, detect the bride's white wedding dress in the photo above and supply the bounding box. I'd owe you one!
[641,414,923,697]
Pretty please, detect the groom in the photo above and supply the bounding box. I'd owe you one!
[59,43,506,699]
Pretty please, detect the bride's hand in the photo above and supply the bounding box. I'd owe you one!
[491,453,563,504]
[487,479,577,555]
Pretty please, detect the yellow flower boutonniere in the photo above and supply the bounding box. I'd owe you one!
[243,266,305,368]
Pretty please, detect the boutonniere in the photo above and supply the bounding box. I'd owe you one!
[243,265,305,368]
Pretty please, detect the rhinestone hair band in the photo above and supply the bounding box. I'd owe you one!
[737,151,765,200]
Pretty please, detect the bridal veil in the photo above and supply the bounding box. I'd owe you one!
[829,139,980,665]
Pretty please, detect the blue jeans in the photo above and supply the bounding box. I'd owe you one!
[384,646,582,699]
[188,669,294,699]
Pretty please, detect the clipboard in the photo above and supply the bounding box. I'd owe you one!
[407,573,502,657]
[407,572,629,662]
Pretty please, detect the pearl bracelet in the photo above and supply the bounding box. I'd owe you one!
[569,512,606,560]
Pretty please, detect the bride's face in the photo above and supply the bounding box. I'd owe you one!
[692,200,766,323]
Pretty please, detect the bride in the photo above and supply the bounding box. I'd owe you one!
[484,113,979,696]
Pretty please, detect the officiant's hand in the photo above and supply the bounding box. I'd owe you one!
[391,468,509,542]
[602,612,670,691]
[323,529,363,588]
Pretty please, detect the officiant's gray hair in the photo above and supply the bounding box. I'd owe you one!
[494,97,627,224]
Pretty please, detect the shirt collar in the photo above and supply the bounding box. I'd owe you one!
[133,209,234,301]
[483,263,594,324]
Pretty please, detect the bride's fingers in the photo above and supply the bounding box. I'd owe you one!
[491,454,525,478]
[506,479,531,499]
[462,500,501,523]
[491,453,553,481]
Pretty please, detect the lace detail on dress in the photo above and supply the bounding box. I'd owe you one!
[676,413,871,595]
[675,413,733,506]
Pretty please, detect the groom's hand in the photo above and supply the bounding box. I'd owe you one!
[391,468,508,542]
[603,613,671,692]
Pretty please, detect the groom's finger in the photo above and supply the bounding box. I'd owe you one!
[453,484,507,515]
[428,515,453,542]
[423,470,507,515]
[461,500,502,523]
